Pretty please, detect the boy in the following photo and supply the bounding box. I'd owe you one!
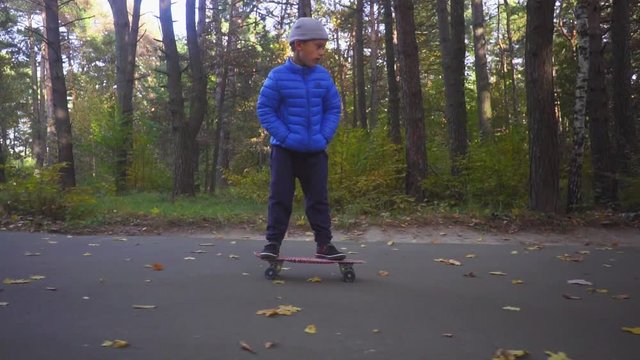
[256,18,345,260]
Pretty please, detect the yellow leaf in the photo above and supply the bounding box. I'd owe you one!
[465,254,477,258]
[434,258,462,266]
[101,340,114,347]
[622,327,640,335]
[306,277,322,283]
[492,349,529,360]
[30,275,46,281]
[3,278,32,285]
[112,340,129,348]
[83,252,92,256]
[490,271,507,276]
[512,279,524,285]
[256,309,279,317]
[304,324,317,334]
[544,351,572,360]
[272,280,285,285]
[502,306,521,311]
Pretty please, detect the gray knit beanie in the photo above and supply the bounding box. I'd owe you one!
[288,18,328,43]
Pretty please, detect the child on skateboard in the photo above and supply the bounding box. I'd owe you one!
[256,18,345,261]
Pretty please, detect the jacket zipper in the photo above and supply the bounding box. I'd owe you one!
[303,68,311,148]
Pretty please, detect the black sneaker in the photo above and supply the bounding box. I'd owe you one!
[260,242,280,260]
[316,243,346,260]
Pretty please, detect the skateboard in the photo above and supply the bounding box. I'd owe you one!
[254,252,365,282]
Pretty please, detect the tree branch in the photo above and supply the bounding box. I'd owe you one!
[61,15,95,28]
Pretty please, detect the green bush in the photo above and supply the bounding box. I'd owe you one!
[0,164,96,220]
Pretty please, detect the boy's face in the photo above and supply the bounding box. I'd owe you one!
[293,39,327,67]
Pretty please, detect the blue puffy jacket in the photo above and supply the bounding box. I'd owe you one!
[257,58,341,153]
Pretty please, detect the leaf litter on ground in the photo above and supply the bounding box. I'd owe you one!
[256,305,301,317]
[492,349,528,360]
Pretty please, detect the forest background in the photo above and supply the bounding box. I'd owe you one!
[0,0,638,232]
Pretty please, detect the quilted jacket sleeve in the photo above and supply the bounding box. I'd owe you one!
[321,78,342,143]
[256,72,289,143]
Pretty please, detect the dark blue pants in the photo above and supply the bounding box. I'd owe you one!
[266,146,332,245]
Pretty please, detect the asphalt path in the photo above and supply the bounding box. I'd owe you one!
[1,231,639,359]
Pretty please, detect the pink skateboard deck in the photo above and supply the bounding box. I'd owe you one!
[254,252,365,282]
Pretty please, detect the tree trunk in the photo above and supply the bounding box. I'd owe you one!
[38,38,48,167]
[368,0,380,129]
[44,0,76,189]
[29,14,45,168]
[41,7,56,167]
[611,0,636,175]
[395,0,427,201]
[504,0,519,120]
[567,1,589,212]
[437,0,468,176]
[0,124,6,183]
[525,0,558,213]
[159,0,188,197]
[587,0,616,206]
[298,0,312,18]
[382,0,400,145]
[108,0,142,194]
[355,0,367,129]
[471,0,492,140]
[496,2,510,127]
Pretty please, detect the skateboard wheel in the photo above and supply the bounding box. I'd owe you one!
[265,267,278,280]
[342,270,356,282]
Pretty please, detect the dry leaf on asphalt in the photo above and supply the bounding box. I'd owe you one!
[191,250,207,254]
[272,280,285,285]
[562,294,582,300]
[30,275,46,281]
[199,243,215,246]
[465,254,477,258]
[264,341,276,349]
[378,270,390,277]
[151,263,164,271]
[372,329,381,334]
[512,279,524,285]
[612,294,630,300]
[441,333,454,338]
[184,257,196,260]
[102,339,129,348]
[132,305,157,309]
[622,327,640,335]
[556,254,583,262]
[544,351,572,360]
[229,254,240,260]
[0,302,8,307]
[83,252,92,256]
[492,349,528,360]
[434,258,462,266]
[3,278,32,285]
[45,287,57,291]
[304,324,317,334]
[387,240,395,246]
[239,341,256,354]
[502,306,521,311]
[463,272,477,278]
[24,252,41,256]
[307,277,322,283]
[490,271,507,276]
[256,305,301,317]
[567,279,592,286]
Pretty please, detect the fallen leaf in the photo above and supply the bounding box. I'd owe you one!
[24,252,41,256]
[434,258,462,266]
[562,294,582,300]
[502,306,521,311]
[577,250,590,255]
[511,279,524,285]
[272,280,285,285]
[622,327,640,335]
[387,240,395,246]
[306,277,322,283]
[102,339,129,348]
[228,254,240,260]
[304,324,317,334]
[567,279,593,286]
[241,272,250,276]
[372,329,381,334]
[88,243,100,247]
[83,252,92,256]
[151,263,164,271]
[264,341,276,349]
[132,305,157,309]
[348,251,358,254]
[0,302,8,307]
[492,349,529,360]
[442,333,454,338]
[556,254,583,262]
[46,287,57,291]
[463,272,477,278]
[257,305,301,317]
[525,245,543,251]
[191,250,208,254]
[511,250,519,255]
[239,340,256,354]
[199,243,215,246]
[544,351,572,360]
[465,254,477,258]
[184,257,196,260]
[490,271,507,276]
[612,294,630,300]
[30,275,46,281]
[3,278,32,285]
[378,270,390,277]
[587,288,608,294]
